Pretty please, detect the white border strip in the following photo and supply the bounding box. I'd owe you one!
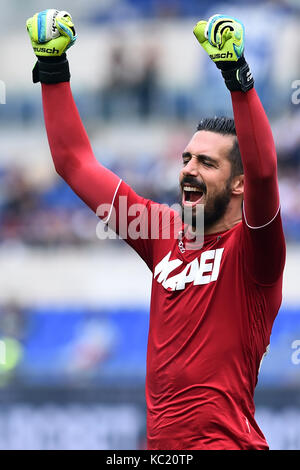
[102,178,122,224]
[243,202,280,230]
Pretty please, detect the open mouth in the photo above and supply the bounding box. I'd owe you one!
[182,185,205,207]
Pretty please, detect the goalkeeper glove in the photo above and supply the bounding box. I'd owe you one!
[193,14,254,92]
[26,9,77,84]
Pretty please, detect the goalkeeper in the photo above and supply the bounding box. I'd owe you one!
[27,10,285,450]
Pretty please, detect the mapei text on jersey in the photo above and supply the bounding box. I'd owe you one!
[154,248,224,291]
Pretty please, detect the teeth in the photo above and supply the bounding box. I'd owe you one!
[184,186,202,192]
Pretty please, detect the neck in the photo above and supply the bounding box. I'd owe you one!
[204,214,242,235]
[204,198,243,235]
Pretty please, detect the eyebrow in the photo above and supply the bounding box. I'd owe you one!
[182,152,218,165]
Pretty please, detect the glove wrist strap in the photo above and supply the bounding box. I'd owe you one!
[32,54,70,84]
[218,57,254,92]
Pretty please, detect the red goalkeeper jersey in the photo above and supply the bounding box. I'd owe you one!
[41,84,286,450]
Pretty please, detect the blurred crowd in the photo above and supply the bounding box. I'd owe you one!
[88,0,300,22]
[1,0,300,246]
[0,128,300,247]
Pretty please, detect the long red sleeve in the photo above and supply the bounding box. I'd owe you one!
[231,88,279,227]
[41,82,121,214]
[231,89,285,284]
[41,81,162,269]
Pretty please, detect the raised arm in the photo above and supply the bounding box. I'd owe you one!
[231,88,279,227]
[193,14,285,284]
[26,9,168,269]
[41,82,121,213]
[231,88,285,284]
[26,9,124,219]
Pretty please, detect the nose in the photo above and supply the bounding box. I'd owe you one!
[182,155,199,177]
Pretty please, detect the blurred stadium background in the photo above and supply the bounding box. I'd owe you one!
[0,0,300,450]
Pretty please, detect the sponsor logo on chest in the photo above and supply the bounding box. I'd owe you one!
[154,248,224,291]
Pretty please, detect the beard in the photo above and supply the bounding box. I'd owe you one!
[180,176,233,232]
[202,180,232,230]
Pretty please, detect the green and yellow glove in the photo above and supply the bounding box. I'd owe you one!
[26,9,77,84]
[193,14,254,92]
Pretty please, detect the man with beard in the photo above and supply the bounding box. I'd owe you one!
[180,117,242,238]
[27,11,285,449]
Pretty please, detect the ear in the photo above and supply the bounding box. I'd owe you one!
[231,174,244,196]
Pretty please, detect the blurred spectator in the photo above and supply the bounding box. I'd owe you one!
[0,167,98,247]
[100,43,159,120]
[136,48,159,118]
[101,45,135,120]
[0,302,26,386]
[0,301,27,341]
